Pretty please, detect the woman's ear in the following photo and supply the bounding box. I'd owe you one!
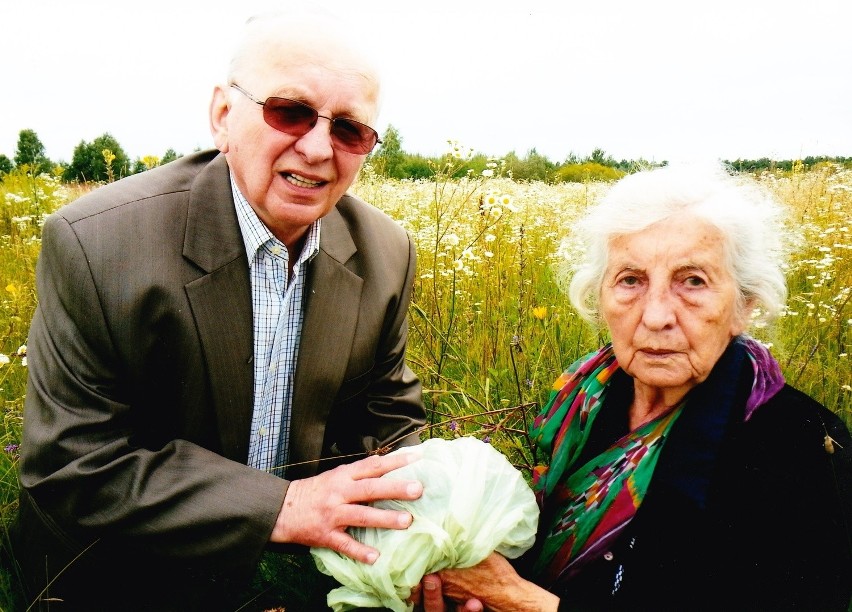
[209,85,231,153]
[734,295,758,335]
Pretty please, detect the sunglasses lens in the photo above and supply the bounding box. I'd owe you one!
[262,96,378,154]
[331,120,378,155]
[263,98,317,135]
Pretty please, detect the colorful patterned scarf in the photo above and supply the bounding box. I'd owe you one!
[529,336,784,588]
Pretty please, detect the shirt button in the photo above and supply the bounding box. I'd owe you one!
[259,426,268,436]
[603,552,614,561]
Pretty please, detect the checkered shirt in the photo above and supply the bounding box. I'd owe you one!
[232,179,320,476]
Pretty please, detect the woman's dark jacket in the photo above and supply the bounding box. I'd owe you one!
[520,342,852,611]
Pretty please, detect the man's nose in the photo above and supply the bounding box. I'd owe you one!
[294,118,335,161]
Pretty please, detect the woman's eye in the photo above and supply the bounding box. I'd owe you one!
[684,275,706,287]
[618,275,640,286]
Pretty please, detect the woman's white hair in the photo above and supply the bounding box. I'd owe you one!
[567,163,790,327]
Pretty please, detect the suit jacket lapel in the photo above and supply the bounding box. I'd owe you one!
[179,160,362,472]
[288,205,361,478]
[182,154,255,461]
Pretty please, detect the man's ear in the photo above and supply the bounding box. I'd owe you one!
[209,85,231,153]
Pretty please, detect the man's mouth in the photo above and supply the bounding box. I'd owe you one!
[284,172,326,188]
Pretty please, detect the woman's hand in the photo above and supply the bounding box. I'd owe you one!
[435,552,559,612]
[410,574,483,611]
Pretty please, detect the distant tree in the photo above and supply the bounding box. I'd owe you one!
[463,153,489,177]
[503,148,558,182]
[64,140,100,182]
[131,158,148,174]
[161,148,181,164]
[128,155,165,174]
[64,133,130,182]
[589,147,619,167]
[0,154,13,175]
[371,125,406,178]
[399,155,435,179]
[14,129,53,175]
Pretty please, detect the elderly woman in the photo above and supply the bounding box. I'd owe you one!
[420,164,852,611]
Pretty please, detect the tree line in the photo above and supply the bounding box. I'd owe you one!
[0,129,181,183]
[2,126,850,185]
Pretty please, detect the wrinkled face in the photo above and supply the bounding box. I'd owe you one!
[210,56,379,247]
[600,213,748,403]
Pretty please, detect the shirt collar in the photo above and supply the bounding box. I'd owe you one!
[231,175,321,266]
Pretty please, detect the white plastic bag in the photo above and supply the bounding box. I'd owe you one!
[310,436,540,612]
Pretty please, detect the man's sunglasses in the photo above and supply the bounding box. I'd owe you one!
[230,83,381,155]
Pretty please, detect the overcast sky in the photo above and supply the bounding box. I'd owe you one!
[3,0,850,165]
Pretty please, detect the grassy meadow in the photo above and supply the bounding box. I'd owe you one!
[0,156,850,609]
[354,156,852,471]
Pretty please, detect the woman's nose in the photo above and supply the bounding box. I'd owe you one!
[641,286,677,330]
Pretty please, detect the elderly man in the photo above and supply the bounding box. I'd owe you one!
[13,9,425,610]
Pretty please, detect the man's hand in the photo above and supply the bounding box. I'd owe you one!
[271,450,423,564]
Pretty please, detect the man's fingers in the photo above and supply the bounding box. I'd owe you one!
[348,448,421,479]
[350,474,423,504]
[338,452,423,504]
[272,450,424,556]
[338,502,413,530]
[327,529,381,565]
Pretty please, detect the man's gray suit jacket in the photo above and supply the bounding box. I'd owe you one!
[14,150,425,608]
